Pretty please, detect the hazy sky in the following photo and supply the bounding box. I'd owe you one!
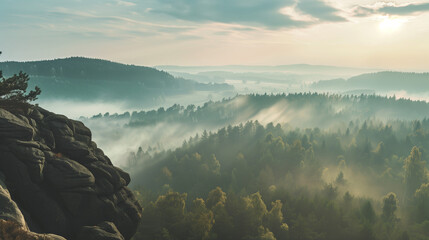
[1,0,429,70]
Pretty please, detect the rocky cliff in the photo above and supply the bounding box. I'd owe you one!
[0,105,142,240]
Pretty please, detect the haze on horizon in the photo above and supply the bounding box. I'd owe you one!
[1,0,429,71]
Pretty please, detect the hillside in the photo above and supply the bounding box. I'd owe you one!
[78,93,429,166]
[156,64,377,90]
[129,118,429,240]
[156,64,376,75]
[0,57,233,105]
[86,93,429,129]
[312,71,429,93]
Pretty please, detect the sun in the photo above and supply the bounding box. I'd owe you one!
[379,16,406,33]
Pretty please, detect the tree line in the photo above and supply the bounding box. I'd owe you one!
[129,119,429,240]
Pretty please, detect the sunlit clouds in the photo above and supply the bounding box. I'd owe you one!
[378,16,407,33]
[279,5,318,22]
[1,0,429,69]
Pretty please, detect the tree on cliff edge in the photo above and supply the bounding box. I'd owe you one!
[0,52,41,103]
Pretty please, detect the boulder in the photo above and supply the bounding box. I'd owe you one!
[71,120,92,138]
[0,172,28,229]
[39,128,56,149]
[29,108,44,121]
[0,106,142,240]
[56,136,90,160]
[76,221,125,240]
[86,161,125,191]
[44,155,95,190]
[0,219,67,240]
[58,190,105,226]
[44,114,74,135]
[8,140,45,183]
[0,152,70,236]
[0,108,34,141]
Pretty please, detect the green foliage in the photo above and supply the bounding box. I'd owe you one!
[134,189,289,240]
[335,171,347,186]
[185,198,214,240]
[404,147,427,201]
[88,93,429,127]
[137,192,187,239]
[414,183,429,223]
[129,109,429,239]
[206,187,226,209]
[381,193,398,223]
[0,52,41,103]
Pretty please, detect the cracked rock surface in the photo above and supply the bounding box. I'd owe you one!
[0,106,142,240]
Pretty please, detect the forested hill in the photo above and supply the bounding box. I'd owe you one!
[129,117,429,240]
[156,63,373,75]
[0,57,232,104]
[312,71,429,93]
[0,57,172,83]
[87,93,429,129]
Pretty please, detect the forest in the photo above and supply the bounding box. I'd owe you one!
[3,56,429,240]
[88,93,429,127]
[115,94,429,240]
[0,57,232,107]
[79,93,429,166]
[3,0,429,239]
[129,119,429,239]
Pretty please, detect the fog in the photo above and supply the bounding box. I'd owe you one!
[30,66,429,204]
[81,119,207,169]
[36,99,130,119]
[59,92,428,173]
[8,63,429,239]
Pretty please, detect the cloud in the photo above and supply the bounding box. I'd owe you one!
[117,1,136,7]
[296,0,346,22]
[379,2,429,15]
[352,6,376,17]
[45,7,195,39]
[353,2,429,17]
[280,6,318,22]
[149,0,347,29]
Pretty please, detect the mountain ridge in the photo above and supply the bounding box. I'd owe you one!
[312,71,429,93]
[155,63,382,74]
[0,57,233,107]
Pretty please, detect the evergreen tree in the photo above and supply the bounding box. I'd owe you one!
[381,192,398,223]
[414,183,429,222]
[404,147,427,200]
[0,52,41,102]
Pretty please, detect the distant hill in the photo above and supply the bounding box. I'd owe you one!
[0,57,233,105]
[156,65,380,91]
[156,64,377,74]
[312,71,429,93]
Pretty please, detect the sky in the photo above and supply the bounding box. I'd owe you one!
[1,0,429,70]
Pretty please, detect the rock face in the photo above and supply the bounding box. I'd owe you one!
[0,219,67,240]
[0,173,28,229]
[0,106,142,240]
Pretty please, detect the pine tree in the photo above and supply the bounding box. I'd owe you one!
[381,192,398,222]
[0,52,41,103]
[404,147,427,200]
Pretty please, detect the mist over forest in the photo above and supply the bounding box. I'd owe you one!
[0,58,234,117]
[79,93,429,167]
[3,57,429,240]
[3,57,429,118]
[4,0,429,239]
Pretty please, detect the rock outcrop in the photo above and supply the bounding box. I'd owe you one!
[0,106,142,240]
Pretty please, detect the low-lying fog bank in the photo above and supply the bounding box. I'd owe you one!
[47,93,429,169]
